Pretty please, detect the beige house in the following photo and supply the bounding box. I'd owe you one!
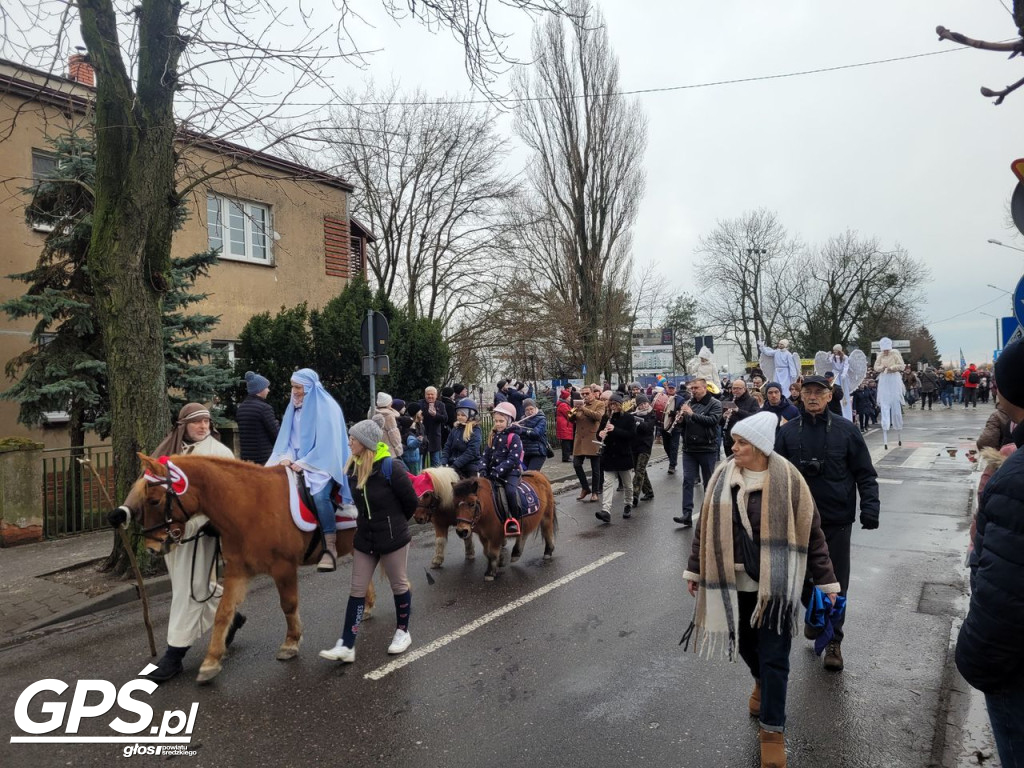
[0,57,372,448]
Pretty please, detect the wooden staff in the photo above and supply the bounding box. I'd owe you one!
[78,458,157,657]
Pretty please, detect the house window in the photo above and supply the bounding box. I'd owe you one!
[30,149,59,233]
[210,340,237,365]
[206,193,272,265]
[349,236,362,276]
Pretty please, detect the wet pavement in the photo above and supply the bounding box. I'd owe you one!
[0,405,1000,767]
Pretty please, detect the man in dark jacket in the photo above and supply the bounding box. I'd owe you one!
[236,371,279,464]
[419,387,448,468]
[631,395,658,503]
[673,378,723,528]
[824,372,844,417]
[955,340,1024,767]
[596,393,636,523]
[775,375,879,673]
[722,379,759,456]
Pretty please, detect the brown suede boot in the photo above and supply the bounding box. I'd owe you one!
[317,533,337,572]
[759,728,786,768]
[748,680,761,717]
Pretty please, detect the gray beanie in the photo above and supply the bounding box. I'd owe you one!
[730,411,778,457]
[523,398,537,409]
[349,419,383,451]
[245,370,270,395]
[376,391,393,408]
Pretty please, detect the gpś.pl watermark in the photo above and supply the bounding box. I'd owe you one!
[9,663,199,757]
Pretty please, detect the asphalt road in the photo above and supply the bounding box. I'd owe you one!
[0,406,987,768]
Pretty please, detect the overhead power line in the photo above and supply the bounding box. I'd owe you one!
[227,46,971,109]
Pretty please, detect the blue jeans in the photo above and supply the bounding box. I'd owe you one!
[429,450,441,468]
[940,388,953,407]
[738,591,792,731]
[311,484,336,534]
[681,451,718,521]
[986,686,1024,767]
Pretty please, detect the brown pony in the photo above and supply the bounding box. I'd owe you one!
[412,466,476,568]
[123,453,374,683]
[452,472,556,581]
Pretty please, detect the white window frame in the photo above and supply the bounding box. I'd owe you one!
[206,192,273,266]
[210,340,237,365]
[30,149,58,233]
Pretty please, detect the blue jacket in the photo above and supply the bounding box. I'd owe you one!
[442,424,483,474]
[483,427,523,481]
[404,430,423,465]
[956,426,1024,693]
[518,413,548,458]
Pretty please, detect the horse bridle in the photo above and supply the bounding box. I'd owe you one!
[416,494,440,521]
[454,498,481,529]
[140,472,192,542]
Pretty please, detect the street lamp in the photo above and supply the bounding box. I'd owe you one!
[987,238,1024,253]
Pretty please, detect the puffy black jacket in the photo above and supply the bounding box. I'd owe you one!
[235,396,279,464]
[518,413,548,458]
[483,427,524,481]
[774,410,880,527]
[351,457,419,556]
[827,385,844,416]
[442,424,483,475]
[631,409,657,455]
[600,410,636,472]
[956,426,1024,693]
[681,394,722,454]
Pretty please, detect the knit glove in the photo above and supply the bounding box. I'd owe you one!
[860,514,879,530]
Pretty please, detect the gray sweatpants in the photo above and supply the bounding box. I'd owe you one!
[350,545,411,598]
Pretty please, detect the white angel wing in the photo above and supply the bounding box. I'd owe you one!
[814,351,832,377]
[759,348,776,382]
[847,350,868,391]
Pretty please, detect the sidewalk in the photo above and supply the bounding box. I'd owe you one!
[0,458,585,644]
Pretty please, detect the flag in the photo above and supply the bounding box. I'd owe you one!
[959,348,967,369]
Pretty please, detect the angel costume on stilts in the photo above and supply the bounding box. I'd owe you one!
[688,346,719,388]
[873,337,906,449]
[758,339,801,395]
[814,345,868,422]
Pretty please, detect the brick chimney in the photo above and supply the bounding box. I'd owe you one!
[68,53,94,87]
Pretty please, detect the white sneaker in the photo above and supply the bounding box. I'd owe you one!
[318,640,355,662]
[387,629,412,655]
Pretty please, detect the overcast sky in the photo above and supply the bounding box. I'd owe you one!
[338,0,1024,366]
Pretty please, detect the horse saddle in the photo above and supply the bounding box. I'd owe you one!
[288,469,356,532]
[490,478,541,520]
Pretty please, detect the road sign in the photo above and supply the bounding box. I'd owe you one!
[1014,274,1024,327]
[360,311,389,357]
[362,355,390,376]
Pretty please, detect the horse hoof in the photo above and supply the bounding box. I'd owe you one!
[196,663,222,684]
[430,561,443,569]
[543,552,554,561]
[465,552,475,561]
[275,645,300,661]
[484,574,495,582]
[510,554,521,563]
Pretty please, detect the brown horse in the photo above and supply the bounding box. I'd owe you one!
[412,466,476,568]
[123,453,374,683]
[452,472,557,581]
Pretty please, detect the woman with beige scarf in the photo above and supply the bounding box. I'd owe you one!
[682,411,839,768]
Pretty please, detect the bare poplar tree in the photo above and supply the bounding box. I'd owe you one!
[695,209,802,363]
[512,0,648,380]
[322,83,518,329]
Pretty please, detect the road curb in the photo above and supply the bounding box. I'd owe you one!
[12,575,172,639]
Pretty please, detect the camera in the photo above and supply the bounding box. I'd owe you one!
[800,459,823,477]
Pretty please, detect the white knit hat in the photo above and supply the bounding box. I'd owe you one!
[730,411,778,457]
[376,392,393,408]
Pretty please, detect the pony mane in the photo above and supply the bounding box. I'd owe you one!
[422,466,460,508]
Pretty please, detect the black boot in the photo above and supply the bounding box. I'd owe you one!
[144,645,189,683]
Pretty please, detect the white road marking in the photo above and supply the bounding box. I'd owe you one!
[363,551,626,681]
[877,478,903,485]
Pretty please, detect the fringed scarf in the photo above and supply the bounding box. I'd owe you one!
[681,453,815,662]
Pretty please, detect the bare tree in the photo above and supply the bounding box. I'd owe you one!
[321,83,518,329]
[695,209,802,362]
[936,8,1024,105]
[788,232,929,354]
[512,0,647,379]
[0,0,571,570]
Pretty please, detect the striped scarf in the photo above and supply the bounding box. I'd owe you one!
[682,453,815,661]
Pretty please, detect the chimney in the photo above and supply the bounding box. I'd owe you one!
[68,52,94,87]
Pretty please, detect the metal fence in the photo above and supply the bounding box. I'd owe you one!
[41,445,114,538]
[420,407,560,469]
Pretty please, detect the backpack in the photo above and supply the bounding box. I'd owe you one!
[968,371,980,385]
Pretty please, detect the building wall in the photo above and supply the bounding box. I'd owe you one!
[0,88,353,446]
